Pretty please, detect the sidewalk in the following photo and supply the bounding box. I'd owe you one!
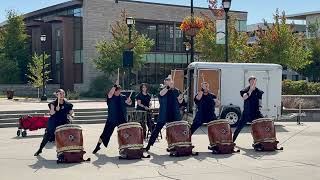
[0,122,320,180]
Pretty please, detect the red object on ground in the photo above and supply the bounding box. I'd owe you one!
[19,115,49,131]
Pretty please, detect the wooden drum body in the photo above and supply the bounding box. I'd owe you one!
[117,122,144,151]
[166,121,192,150]
[55,124,84,154]
[207,120,236,154]
[251,118,276,144]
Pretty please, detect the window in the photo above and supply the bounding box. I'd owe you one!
[235,20,247,32]
[136,22,184,52]
[292,75,299,81]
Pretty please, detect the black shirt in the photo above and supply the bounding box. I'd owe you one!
[166,89,176,121]
[136,92,151,111]
[194,93,217,123]
[48,99,73,123]
[107,95,126,123]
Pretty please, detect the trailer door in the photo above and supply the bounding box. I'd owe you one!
[244,70,269,116]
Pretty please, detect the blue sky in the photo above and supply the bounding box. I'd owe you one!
[0,0,319,24]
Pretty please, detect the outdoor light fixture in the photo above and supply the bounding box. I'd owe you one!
[222,0,231,12]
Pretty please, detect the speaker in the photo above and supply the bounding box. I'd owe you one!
[123,50,133,68]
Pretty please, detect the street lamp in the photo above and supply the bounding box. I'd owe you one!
[190,0,195,63]
[40,34,47,101]
[126,17,135,43]
[223,0,231,62]
[126,17,135,89]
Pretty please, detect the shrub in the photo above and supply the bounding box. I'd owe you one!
[66,90,80,100]
[282,80,320,95]
[82,75,113,98]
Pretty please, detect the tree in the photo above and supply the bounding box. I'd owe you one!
[1,10,30,83]
[93,10,154,78]
[27,53,50,98]
[195,13,257,62]
[254,10,312,71]
[0,54,20,84]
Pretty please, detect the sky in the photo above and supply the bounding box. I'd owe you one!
[0,0,319,24]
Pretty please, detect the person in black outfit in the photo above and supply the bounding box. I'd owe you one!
[144,76,184,152]
[233,76,264,142]
[92,79,132,154]
[136,83,152,136]
[191,82,220,135]
[34,89,74,156]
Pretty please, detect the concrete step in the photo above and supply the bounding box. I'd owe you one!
[74,115,107,120]
[0,123,18,128]
[0,108,107,115]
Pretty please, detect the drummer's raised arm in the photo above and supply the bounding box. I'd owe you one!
[108,82,118,99]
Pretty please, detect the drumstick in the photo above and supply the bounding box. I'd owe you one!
[128,91,133,99]
[117,68,120,83]
[201,73,205,83]
[172,69,176,82]
[182,87,189,95]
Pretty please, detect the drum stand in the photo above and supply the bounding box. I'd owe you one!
[167,146,199,157]
[208,143,240,154]
[253,141,284,151]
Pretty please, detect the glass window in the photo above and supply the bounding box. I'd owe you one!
[74,50,83,63]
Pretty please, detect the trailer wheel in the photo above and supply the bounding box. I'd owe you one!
[17,130,21,137]
[22,130,27,137]
[220,108,241,127]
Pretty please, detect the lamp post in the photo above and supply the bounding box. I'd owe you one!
[222,0,231,63]
[190,0,195,63]
[126,17,135,89]
[40,34,47,101]
[185,42,191,65]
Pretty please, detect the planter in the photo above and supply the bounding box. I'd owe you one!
[3,90,14,99]
[184,27,200,37]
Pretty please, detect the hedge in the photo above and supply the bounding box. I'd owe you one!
[282,80,320,95]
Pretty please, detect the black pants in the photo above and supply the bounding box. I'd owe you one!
[147,122,165,147]
[233,112,263,142]
[38,116,67,150]
[100,121,118,147]
[190,120,203,135]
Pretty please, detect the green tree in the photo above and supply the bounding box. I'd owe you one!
[27,53,50,98]
[0,54,20,84]
[255,10,312,71]
[195,13,256,62]
[93,10,154,77]
[1,10,30,83]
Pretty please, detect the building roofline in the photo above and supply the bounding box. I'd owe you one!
[23,0,82,20]
[287,11,320,20]
[118,0,247,14]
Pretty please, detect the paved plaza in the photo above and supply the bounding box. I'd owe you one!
[1,121,320,180]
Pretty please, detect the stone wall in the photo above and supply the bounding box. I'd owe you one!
[0,84,60,97]
[282,95,320,109]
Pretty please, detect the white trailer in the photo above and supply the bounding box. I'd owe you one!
[186,62,282,126]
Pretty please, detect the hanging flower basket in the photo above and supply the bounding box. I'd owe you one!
[185,27,200,37]
[180,16,204,37]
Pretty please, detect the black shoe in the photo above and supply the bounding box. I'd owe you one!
[92,146,101,154]
[34,149,42,156]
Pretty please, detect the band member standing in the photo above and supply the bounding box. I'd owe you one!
[233,76,264,142]
[144,76,184,151]
[92,80,132,154]
[136,83,152,136]
[34,89,74,156]
[191,82,220,135]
